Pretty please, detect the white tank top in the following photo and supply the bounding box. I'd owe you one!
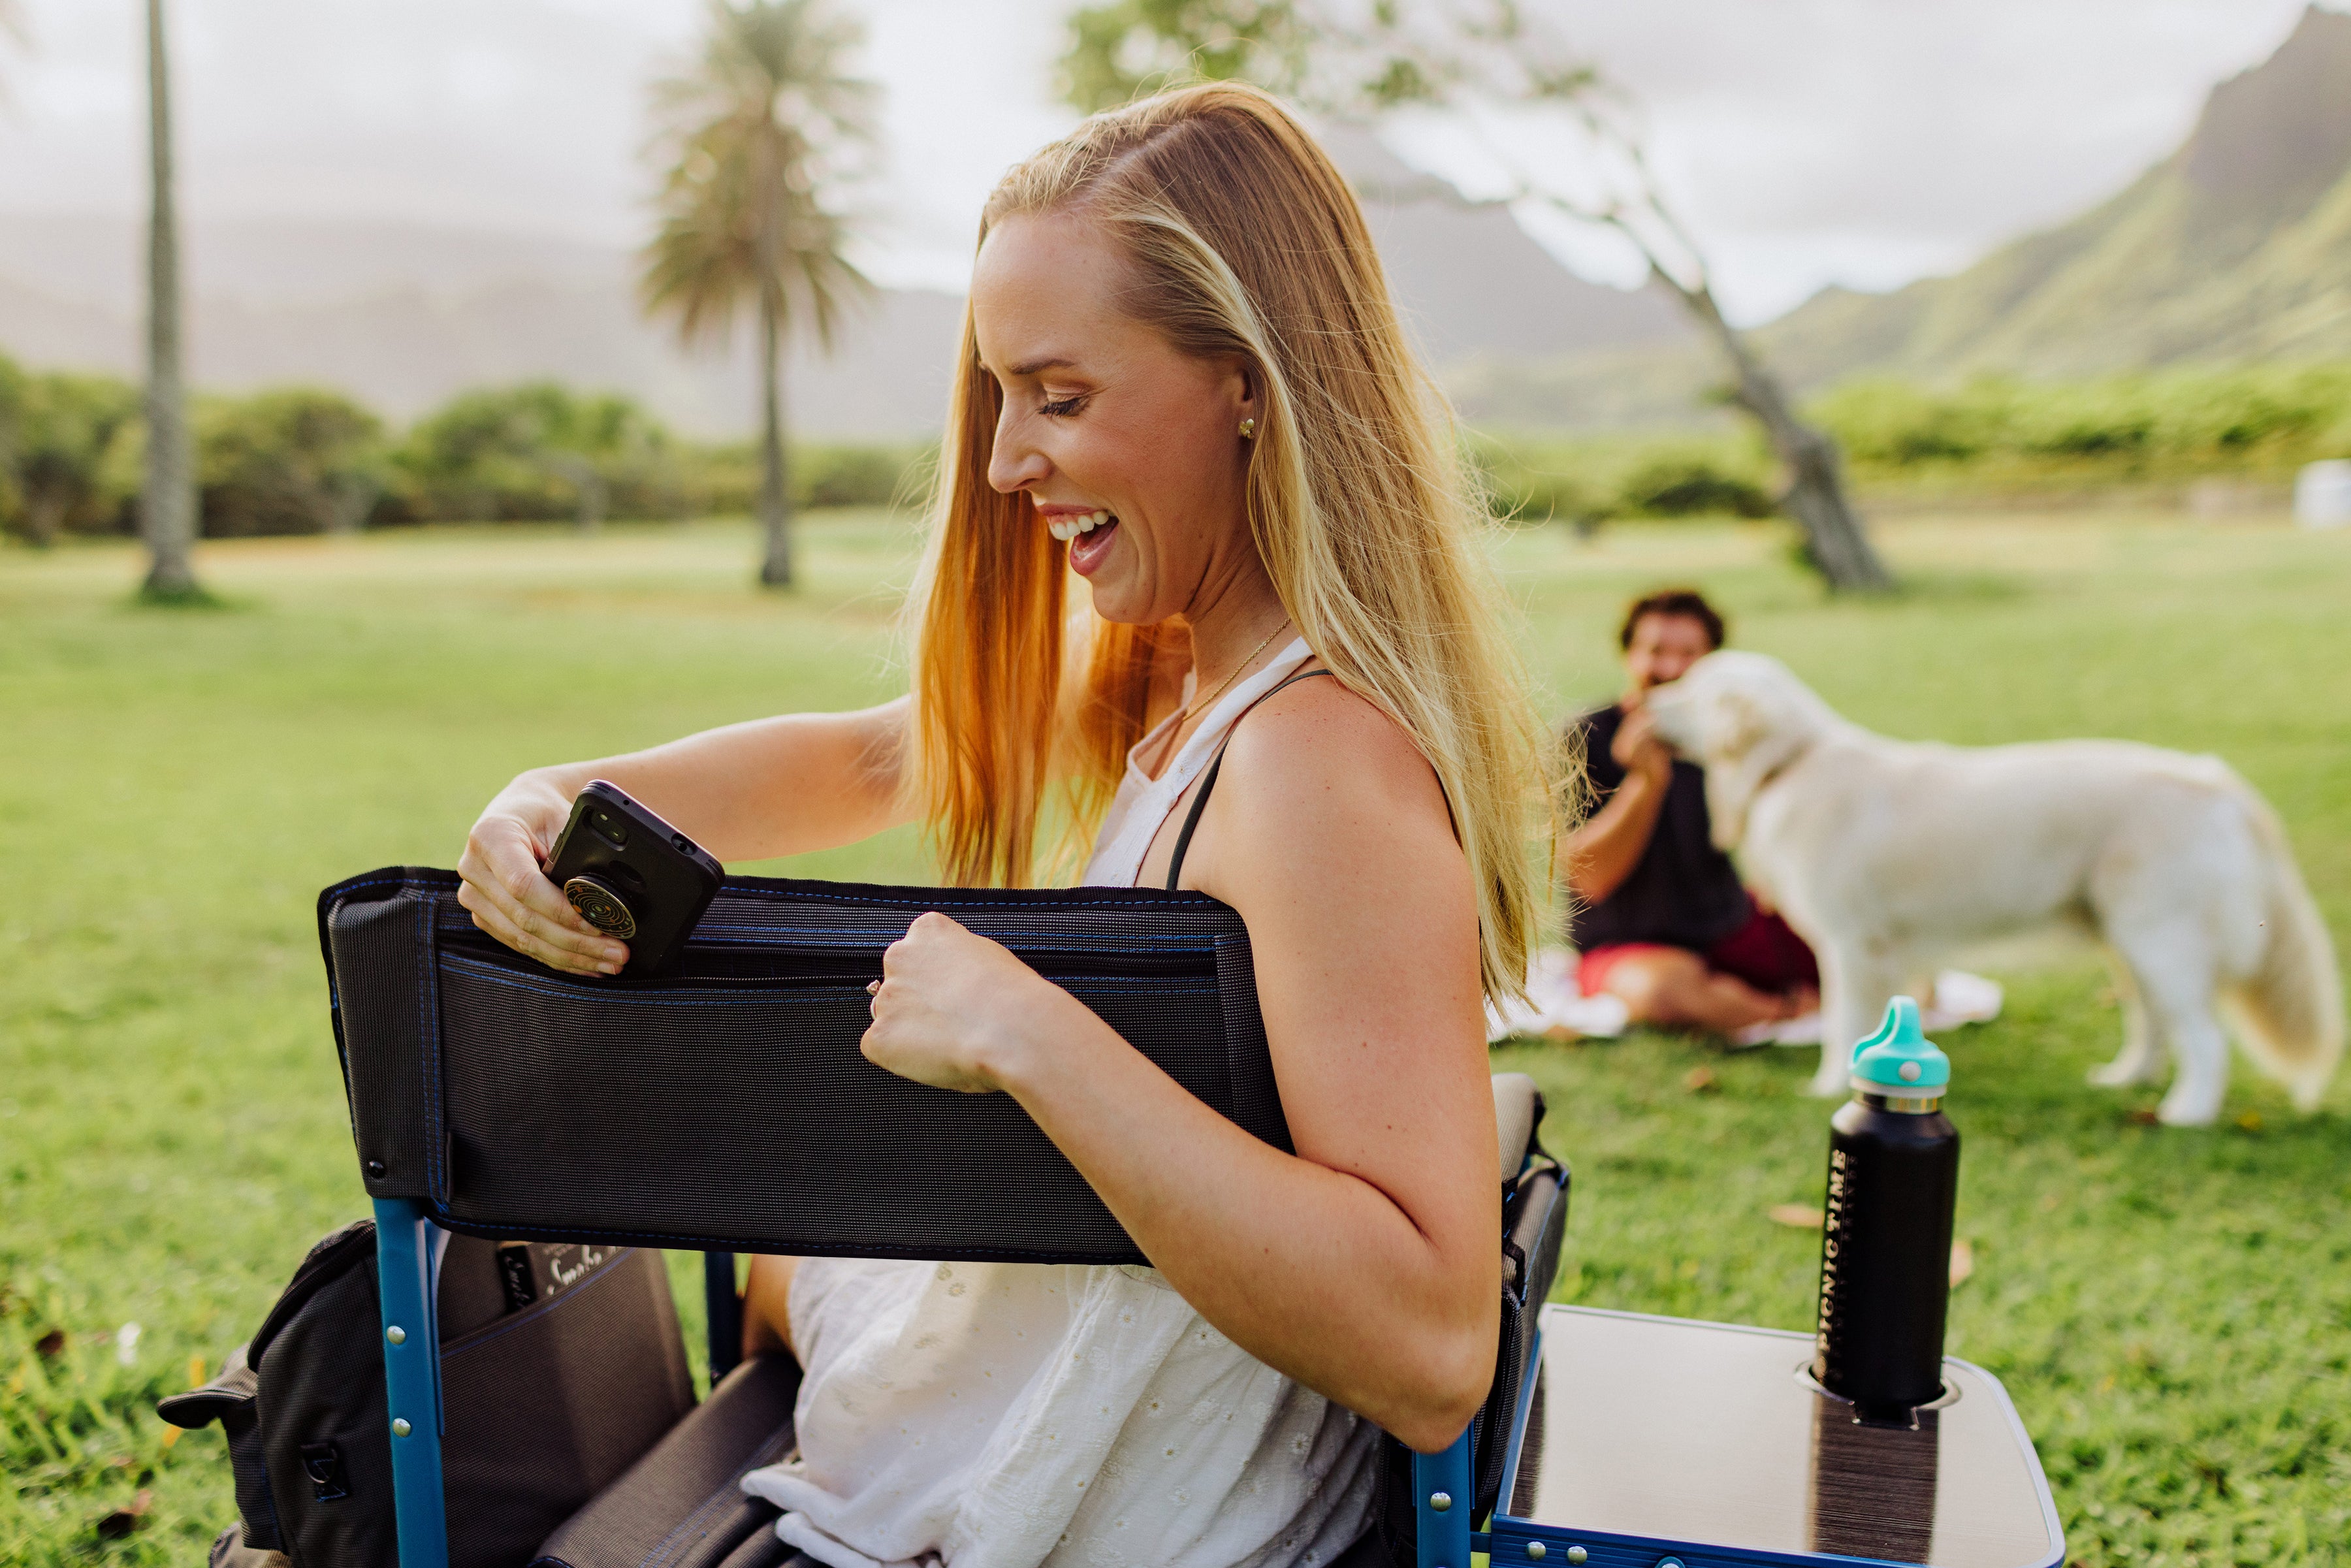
[740,637,1377,1568]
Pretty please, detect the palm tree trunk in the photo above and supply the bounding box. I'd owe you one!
[140,0,199,600]
[756,283,793,588]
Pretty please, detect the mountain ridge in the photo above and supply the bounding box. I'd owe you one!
[1755,3,2351,384]
[0,128,1686,440]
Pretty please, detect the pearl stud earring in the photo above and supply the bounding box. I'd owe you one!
[1239,417,1256,440]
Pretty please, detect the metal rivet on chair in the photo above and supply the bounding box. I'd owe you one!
[1527,1544,1546,1560]
[391,1417,411,1437]
[1565,1549,1586,1565]
[1428,1490,1452,1512]
[1656,1558,1684,1568]
[385,1325,406,1345]
[366,1160,386,1178]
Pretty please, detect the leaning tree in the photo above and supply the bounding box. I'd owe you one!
[643,0,875,589]
[1060,0,1894,592]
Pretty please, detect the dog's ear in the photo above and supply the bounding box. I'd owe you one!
[1701,679,1808,852]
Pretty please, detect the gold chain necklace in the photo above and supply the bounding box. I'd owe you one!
[1177,617,1291,729]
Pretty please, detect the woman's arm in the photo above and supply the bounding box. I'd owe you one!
[1557,704,1672,904]
[458,698,914,974]
[861,680,1499,1450]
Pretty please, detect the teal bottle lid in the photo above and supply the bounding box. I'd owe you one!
[1850,996,1950,1094]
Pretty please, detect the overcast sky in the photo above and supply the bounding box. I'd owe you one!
[0,0,2334,323]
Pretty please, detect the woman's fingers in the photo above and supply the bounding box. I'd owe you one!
[458,814,628,972]
[457,877,621,974]
[460,889,611,976]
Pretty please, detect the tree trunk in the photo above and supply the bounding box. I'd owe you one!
[23,486,67,548]
[545,455,605,535]
[1664,268,1894,593]
[756,284,793,588]
[323,474,379,536]
[140,0,200,600]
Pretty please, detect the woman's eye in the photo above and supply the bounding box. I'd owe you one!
[1038,393,1087,418]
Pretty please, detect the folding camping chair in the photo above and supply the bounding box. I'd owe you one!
[321,867,2063,1568]
[322,868,1566,1568]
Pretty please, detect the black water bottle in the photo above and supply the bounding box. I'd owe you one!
[1812,997,1960,1422]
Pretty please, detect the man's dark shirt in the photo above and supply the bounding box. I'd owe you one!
[1569,702,1751,951]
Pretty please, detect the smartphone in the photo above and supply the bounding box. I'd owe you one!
[541,780,723,976]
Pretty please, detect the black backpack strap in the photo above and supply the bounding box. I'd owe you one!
[1165,668,1335,891]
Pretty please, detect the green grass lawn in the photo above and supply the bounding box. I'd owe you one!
[5,511,2348,1564]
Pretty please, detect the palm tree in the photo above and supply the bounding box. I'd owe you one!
[140,0,200,599]
[643,0,876,589]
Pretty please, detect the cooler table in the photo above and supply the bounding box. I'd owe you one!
[1487,1305,2064,1568]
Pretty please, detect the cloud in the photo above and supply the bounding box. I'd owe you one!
[0,0,2327,319]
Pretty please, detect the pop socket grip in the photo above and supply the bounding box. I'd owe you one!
[564,874,638,939]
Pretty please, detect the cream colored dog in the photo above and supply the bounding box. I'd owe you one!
[1644,650,2343,1125]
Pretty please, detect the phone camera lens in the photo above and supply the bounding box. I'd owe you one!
[594,816,629,848]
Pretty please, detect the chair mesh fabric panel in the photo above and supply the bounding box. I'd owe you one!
[532,1354,799,1568]
[319,869,1288,1263]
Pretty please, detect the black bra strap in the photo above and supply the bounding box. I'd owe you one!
[1164,669,1335,891]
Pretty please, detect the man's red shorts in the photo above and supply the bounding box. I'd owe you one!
[1578,908,1820,999]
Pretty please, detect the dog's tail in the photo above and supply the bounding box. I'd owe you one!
[2218,788,2344,1112]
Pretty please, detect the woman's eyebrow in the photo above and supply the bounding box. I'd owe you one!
[1006,355,1080,378]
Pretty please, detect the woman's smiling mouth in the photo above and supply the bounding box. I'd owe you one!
[1045,508,1115,542]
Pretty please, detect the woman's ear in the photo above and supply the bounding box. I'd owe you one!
[1230,359,1260,434]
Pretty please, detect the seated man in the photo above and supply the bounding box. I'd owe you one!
[1559,588,1819,1036]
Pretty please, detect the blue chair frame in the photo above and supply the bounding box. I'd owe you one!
[369,1224,1488,1568]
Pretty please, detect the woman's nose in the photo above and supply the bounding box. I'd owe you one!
[987,409,1051,495]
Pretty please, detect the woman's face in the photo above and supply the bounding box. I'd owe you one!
[971,210,1260,626]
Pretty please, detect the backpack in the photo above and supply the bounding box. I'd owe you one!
[160,1219,695,1568]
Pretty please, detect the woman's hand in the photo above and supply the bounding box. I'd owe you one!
[861,912,1076,1093]
[456,776,630,976]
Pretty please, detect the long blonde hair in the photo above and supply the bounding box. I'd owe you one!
[904,81,1552,1001]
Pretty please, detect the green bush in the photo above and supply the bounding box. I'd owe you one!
[0,362,143,544]
[689,440,934,515]
[197,387,389,537]
[389,382,686,526]
[1618,456,1775,519]
[1809,364,2351,488]
[1472,432,1779,524]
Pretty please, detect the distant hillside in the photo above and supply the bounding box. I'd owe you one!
[0,216,965,440]
[1449,5,2351,433]
[0,128,1684,441]
[1759,4,2351,383]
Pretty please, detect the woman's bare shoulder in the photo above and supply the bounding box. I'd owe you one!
[1209,673,1458,859]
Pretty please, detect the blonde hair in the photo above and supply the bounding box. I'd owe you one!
[903,80,1553,1002]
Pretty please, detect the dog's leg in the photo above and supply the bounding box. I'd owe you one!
[1814,945,1904,1098]
[2114,923,2230,1126]
[2087,943,2162,1088]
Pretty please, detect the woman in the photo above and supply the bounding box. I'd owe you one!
[458,83,1552,1568]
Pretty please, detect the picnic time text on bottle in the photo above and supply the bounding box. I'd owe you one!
[1812,997,1960,1422]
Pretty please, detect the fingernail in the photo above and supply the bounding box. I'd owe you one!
[598,963,620,975]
